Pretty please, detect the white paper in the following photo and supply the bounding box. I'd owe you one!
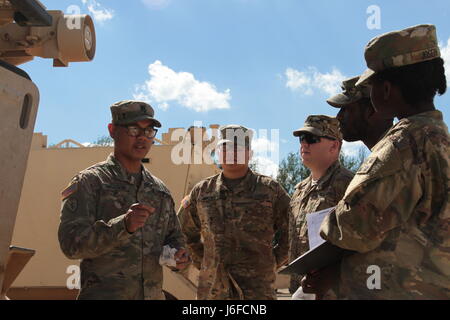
[306,206,335,250]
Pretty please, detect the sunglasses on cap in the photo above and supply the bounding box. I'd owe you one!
[298,133,336,145]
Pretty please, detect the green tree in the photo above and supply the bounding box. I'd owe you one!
[249,158,260,173]
[340,146,368,172]
[91,135,114,147]
[276,152,310,195]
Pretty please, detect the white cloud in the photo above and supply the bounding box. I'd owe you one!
[252,156,279,178]
[142,0,171,10]
[81,0,114,23]
[285,67,346,96]
[251,136,280,178]
[440,38,450,85]
[252,137,278,154]
[134,60,232,112]
[342,140,369,158]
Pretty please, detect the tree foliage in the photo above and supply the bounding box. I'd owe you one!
[91,135,114,147]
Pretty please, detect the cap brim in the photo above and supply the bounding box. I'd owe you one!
[217,139,232,146]
[326,93,355,108]
[355,69,375,87]
[119,115,162,128]
[293,127,324,137]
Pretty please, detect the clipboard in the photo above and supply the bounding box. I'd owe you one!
[279,206,352,276]
[279,241,349,275]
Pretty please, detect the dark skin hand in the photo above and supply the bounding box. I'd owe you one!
[301,262,340,299]
[126,204,191,270]
[174,248,191,270]
[125,203,155,233]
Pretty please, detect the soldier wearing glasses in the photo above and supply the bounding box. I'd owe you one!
[288,115,354,299]
[178,125,291,300]
[58,100,189,300]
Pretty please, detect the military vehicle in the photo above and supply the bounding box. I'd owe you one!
[0,0,96,299]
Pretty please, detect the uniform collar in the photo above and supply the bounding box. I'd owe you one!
[106,153,154,186]
[217,169,257,193]
[372,110,444,152]
[295,160,342,191]
[408,110,443,121]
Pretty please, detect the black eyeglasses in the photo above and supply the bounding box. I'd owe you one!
[298,133,335,144]
[119,125,158,138]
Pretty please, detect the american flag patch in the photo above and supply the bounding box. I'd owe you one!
[61,182,78,200]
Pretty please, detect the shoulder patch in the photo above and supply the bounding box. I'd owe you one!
[61,181,78,200]
[356,156,378,175]
[181,195,191,209]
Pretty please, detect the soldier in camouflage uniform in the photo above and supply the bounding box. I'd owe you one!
[318,24,450,299]
[327,76,393,150]
[178,125,291,300]
[58,101,189,300]
[289,116,354,298]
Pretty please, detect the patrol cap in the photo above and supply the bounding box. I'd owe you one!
[217,124,253,148]
[293,115,343,141]
[356,24,441,86]
[110,100,162,128]
[327,76,371,108]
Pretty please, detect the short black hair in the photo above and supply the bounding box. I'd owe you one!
[373,57,447,105]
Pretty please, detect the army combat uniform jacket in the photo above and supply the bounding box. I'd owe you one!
[178,170,291,300]
[58,154,185,300]
[321,111,450,299]
[288,161,354,293]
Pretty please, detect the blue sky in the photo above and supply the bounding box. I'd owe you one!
[21,0,450,175]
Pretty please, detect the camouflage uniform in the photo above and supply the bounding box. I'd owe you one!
[289,116,354,294]
[58,101,185,300]
[321,25,450,299]
[178,125,291,300]
[289,161,354,292]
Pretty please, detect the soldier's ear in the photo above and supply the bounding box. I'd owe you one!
[365,103,377,121]
[383,81,392,101]
[108,123,116,139]
[330,139,340,154]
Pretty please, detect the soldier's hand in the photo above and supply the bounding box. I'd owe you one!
[174,248,191,270]
[301,262,340,298]
[125,203,155,233]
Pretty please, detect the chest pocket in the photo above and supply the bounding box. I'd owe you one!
[237,194,274,235]
[98,184,130,221]
[198,194,225,234]
[142,189,171,254]
[294,210,308,239]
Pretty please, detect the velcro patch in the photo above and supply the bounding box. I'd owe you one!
[356,156,378,175]
[61,182,78,200]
